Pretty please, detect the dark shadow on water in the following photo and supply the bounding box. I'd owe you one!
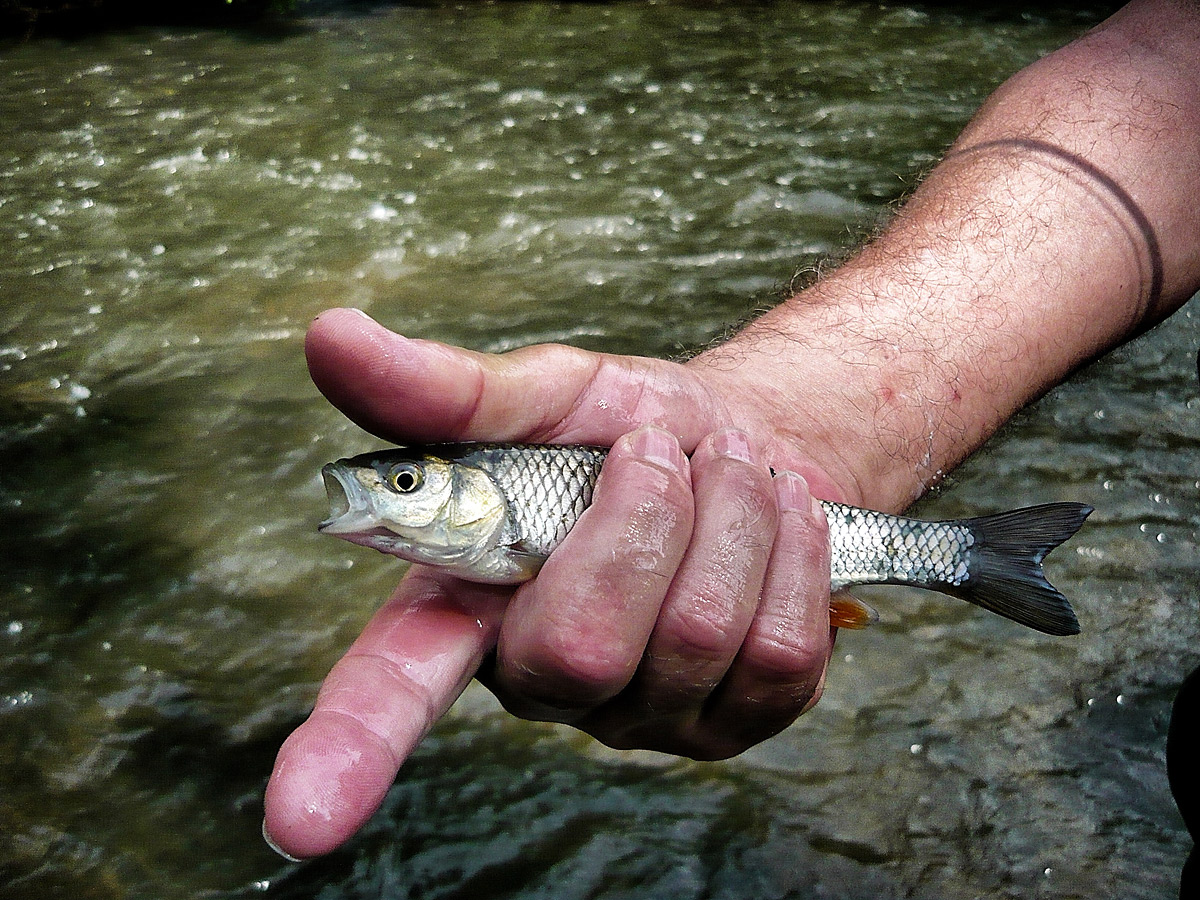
[0,378,315,898]
[1,0,303,41]
[229,716,910,900]
[0,378,211,630]
[4,0,1126,42]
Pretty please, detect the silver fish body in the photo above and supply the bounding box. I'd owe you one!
[320,443,1091,635]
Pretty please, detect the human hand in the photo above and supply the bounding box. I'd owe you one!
[263,308,851,859]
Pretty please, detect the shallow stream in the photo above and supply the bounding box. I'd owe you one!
[2,3,1197,897]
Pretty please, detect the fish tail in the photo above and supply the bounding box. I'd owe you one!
[953,502,1093,635]
[829,592,878,630]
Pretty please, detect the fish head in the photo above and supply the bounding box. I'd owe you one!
[319,449,508,568]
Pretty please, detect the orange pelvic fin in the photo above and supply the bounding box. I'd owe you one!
[829,592,878,630]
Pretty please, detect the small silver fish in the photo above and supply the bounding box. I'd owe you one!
[319,443,1092,635]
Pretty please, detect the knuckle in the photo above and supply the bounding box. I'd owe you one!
[635,473,694,528]
[737,630,827,690]
[659,593,745,661]
[728,477,778,534]
[578,457,694,584]
[610,492,692,580]
[779,499,830,563]
[697,453,776,526]
[314,653,432,762]
[501,630,635,708]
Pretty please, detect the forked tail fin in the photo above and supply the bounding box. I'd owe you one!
[952,502,1093,635]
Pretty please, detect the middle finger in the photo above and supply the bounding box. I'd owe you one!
[636,428,778,710]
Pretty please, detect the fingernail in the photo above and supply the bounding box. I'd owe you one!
[348,308,377,323]
[773,470,812,513]
[262,818,303,863]
[630,425,684,472]
[712,428,754,463]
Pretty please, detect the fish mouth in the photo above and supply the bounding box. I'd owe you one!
[319,463,377,534]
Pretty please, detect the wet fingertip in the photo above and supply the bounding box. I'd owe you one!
[773,470,812,512]
[628,424,686,473]
[310,307,375,327]
[262,818,303,863]
[710,427,755,463]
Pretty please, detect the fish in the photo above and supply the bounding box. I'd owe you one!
[319,443,1093,636]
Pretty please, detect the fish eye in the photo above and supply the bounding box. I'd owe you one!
[387,462,424,494]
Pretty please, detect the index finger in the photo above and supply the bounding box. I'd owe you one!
[262,571,510,860]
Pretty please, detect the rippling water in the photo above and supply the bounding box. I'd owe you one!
[2,3,1196,898]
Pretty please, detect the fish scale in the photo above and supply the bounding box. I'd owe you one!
[319,442,1092,635]
[460,444,605,552]
[822,502,973,590]
[467,448,980,591]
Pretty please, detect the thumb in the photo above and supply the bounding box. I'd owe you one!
[304,308,729,448]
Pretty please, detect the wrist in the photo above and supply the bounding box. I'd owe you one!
[688,250,1036,513]
[687,303,948,514]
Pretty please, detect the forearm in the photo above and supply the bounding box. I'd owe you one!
[694,0,1200,511]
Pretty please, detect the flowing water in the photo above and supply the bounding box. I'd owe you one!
[2,2,1197,898]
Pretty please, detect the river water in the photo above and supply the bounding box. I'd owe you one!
[2,2,1197,898]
